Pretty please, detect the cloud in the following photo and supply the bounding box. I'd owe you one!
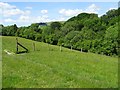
[0,2,31,17]
[85,4,100,13]
[3,14,66,26]
[9,15,49,23]
[3,9,31,17]
[59,4,100,17]
[4,18,16,23]
[0,2,16,9]
[1,2,50,26]
[108,7,117,10]
[41,10,48,14]
[1,2,101,26]
[59,9,82,17]
[18,15,30,22]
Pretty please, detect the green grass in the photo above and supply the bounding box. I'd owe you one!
[2,36,118,88]
[0,36,2,89]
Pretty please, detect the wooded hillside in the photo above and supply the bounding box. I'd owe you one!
[1,8,119,56]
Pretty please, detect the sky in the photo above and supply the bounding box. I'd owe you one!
[0,1,119,26]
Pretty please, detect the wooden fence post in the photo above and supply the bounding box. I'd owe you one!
[16,38,28,54]
[60,45,62,52]
[16,38,18,53]
[81,48,82,52]
[33,42,35,51]
[71,45,72,51]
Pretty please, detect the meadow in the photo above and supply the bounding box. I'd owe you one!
[2,36,118,88]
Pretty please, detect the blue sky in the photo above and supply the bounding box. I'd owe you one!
[0,2,119,26]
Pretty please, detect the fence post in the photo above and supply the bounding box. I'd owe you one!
[71,45,72,51]
[33,42,35,51]
[81,48,82,52]
[16,38,28,54]
[60,45,62,52]
[16,38,18,53]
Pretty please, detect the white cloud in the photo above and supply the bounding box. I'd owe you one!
[59,9,82,17]
[16,15,49,23]
[41,10,48,14]
[33,15,50,22]
[18,15,64,24]
[4,18,16,23]
[85,4,100,13]
[0,2,16,9]
[1,2,101,26]
[1,2,51,26]
[0,2,31,17]
[3,9,31,17]
[59,4,100,17]
[18,15,30,22]
[108,7,117,10]
[98,7,118,17]
[3,14,68,26]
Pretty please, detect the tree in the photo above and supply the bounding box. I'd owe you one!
[64,31,79,48]
[0,24,4,35]
[105,23,118,40]
[58,38,64,52]
[41,26,52,42]
[2,24,18,36]
[50,22,61,30]
[30,23,41,32]
[35,34,42,41]
[1,8,119,56]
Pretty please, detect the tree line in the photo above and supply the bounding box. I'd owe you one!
[0,8,119,56]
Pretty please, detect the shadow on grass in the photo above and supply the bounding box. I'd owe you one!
[16,51,29,54]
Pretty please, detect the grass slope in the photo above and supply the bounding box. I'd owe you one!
[0,36,2,89]
[2,36,118,88]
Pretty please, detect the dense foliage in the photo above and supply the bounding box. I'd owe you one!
[1,8,119,56]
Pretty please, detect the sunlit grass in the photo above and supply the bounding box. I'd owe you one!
[2,36,118,88]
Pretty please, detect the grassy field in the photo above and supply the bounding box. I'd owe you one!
[0,36,2,89]
[2,36,118,88]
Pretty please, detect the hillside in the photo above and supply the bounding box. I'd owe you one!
[2,36,118,88]
[1,8,119,56]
